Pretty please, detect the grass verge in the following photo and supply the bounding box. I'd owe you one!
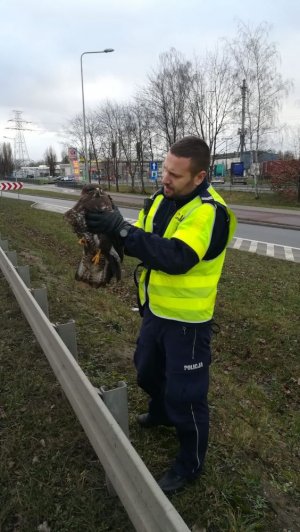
[0,198,299,531]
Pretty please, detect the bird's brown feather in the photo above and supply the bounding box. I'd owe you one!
[64,184,123,287]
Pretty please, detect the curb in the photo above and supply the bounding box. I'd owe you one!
[237,218,300,231]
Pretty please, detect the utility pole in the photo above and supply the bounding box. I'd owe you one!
[6,110,33,176]
[239,79,247,160]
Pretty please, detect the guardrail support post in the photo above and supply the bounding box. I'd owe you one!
[6,251,18,266]
[16,265,31,287]
[31,288,49,318]
[99,381,129,496]
[54,320,78,360]
[0,239,9,251]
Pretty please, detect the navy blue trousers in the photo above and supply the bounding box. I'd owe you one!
[134,307,212,479]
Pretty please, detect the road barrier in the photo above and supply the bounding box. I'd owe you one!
[0,236,190,532]
[0,181,24,191]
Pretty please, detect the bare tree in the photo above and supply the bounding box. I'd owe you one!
[122,99,161,193]
[62,112,103,180]
[97,100,155,192]
[0,142,14,177]
[129,99,149,193]
[86,110,103,181]
[142,48,192,149]
[227,21,290,161]
[61,30,291,192]
[61,150,69,164]
[116,104,139,191]
[61,115,85,159]
[133,93,166,189]
[44,146,57,177]
[96,101,122,191]
[187,50,239,177]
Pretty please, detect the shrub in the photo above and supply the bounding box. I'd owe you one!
[270,160,300,201]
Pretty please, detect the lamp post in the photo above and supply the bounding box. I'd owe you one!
[80,48,114,182]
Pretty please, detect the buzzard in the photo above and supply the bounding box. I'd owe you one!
[64,184,123,288]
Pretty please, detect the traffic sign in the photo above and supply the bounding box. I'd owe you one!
[0,182,24,191]
[150,171,158,181]
[150,161,158,172]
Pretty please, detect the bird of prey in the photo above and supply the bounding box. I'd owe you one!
[64,184,123,288]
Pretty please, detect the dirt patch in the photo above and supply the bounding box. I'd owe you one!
[263,479,300,531]
[19,249,48,270]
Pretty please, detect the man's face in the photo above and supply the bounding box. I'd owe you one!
[162,151,206,198]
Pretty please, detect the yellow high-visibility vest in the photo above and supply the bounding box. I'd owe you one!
[135,186,237,323]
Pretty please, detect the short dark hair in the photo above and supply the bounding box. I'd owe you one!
[170,136,210,175]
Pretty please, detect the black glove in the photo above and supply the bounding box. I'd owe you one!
[85,208,132,238]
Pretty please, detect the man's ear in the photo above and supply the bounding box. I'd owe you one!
[194,170,207,185]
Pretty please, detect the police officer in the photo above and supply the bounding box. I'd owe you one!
[85,136,236,494]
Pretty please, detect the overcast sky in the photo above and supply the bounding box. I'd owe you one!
[1,0,299,161]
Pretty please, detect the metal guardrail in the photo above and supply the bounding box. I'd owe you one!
[0,242,190,532]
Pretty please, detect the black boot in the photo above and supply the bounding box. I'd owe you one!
[158,468,191,494]
[137,413,173,428]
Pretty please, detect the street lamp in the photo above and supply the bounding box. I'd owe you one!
[80,48,114,182]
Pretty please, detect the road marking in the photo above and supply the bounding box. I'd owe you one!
[31,202,70,214]
[249,240,258,253]
[232,238,243,249]
[284,246,295,261]
[229,238,300,263]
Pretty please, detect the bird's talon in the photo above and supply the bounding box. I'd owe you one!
[91,250,101,264]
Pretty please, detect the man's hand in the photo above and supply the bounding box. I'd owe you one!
[85,208,132,238]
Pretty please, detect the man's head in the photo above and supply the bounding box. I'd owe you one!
[162,136,210,198]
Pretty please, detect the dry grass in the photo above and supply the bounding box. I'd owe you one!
[0,197,299,531]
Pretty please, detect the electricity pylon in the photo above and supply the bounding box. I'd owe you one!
[6,110,33,168]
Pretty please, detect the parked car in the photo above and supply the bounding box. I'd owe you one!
[52,175,73,182]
